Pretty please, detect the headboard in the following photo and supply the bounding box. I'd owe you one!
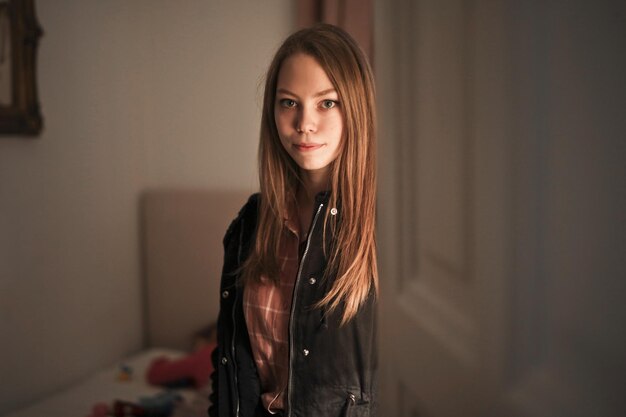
[141,188,252,350]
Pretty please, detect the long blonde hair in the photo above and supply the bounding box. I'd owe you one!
[243,23,377,325]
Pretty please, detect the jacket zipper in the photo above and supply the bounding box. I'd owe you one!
[231,218,245,417]
[343,393,357,417]
[286,203,324,417]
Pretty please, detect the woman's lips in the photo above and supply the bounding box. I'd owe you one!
[294,143,324,152]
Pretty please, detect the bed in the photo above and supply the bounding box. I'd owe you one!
[4,189,251,417]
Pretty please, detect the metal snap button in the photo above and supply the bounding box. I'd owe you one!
[303,349,310,356]
[330,207,338,216]
[308,277,316,285]
[221,357,228,365]
[222,290,229,299]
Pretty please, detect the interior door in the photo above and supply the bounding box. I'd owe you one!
[374,1,625,416]
[376,1,509,415]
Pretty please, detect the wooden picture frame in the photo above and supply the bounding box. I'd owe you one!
[0,0,42,136]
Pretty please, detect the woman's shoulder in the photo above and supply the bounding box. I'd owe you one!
[231,192,260,221]
[239,192,260,220]
[244,192,260,209]
[222,193,260,246]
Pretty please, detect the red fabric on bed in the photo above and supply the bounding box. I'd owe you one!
[146,342,216,388]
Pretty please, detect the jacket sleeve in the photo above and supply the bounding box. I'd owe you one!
[207,345,219,417]
[208,194,259,416]
[207,212,242,417]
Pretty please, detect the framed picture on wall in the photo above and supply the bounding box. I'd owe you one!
[0,0,42,136]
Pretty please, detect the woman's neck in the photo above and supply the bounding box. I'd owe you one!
[296,168,330,240]
[299,168,330,202]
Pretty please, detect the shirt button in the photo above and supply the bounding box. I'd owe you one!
[221,357,228,365]
[303,349,310,356]
[308,277,316,285]
[221,290,229,299]
[330,207,338,216]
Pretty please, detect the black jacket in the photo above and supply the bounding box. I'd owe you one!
[208,193,377,417]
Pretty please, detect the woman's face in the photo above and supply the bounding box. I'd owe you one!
[274,53,343,180]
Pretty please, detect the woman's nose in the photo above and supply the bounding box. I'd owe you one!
[296,106,317,133]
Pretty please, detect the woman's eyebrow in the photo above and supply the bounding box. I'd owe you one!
[313,88,337,97]
[276,88,337,98]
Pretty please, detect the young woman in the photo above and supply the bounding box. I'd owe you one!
[209,23,378,417]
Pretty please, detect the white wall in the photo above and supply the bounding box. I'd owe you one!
[0,1,293,413]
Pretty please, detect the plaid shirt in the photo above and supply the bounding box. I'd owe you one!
[243,206,302,414]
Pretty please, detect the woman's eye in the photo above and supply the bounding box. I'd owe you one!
[321,100,337,109]
[279,99,297,108]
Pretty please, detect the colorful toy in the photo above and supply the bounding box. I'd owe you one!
[117,363,133,381]
[85,402,109,417]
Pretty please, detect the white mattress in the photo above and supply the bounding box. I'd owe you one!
[5,348,208,417]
